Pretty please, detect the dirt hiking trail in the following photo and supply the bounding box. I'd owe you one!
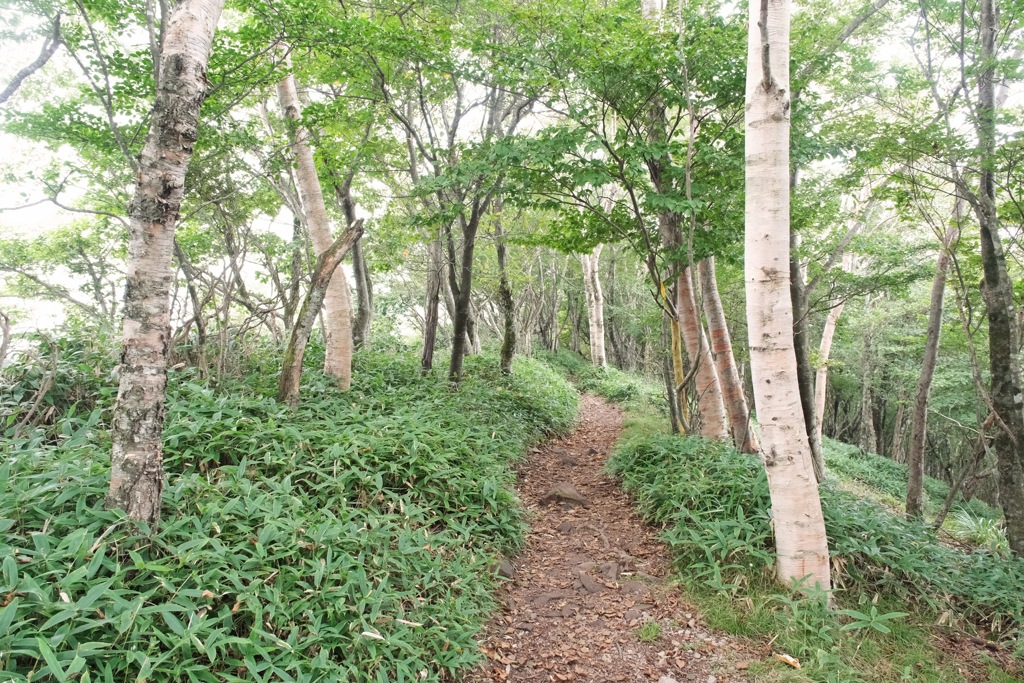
[469,395,757,683]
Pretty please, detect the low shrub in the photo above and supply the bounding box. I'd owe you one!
[0,350,577,682]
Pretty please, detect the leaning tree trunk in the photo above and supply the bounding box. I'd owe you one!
[106,0,224,527]
[580,244,607,367]
[677,267,729,440]
[277,67,354,390]
[906,224,956,518]
[700,257,759,453]
[974,0,1024,556]
[814,300,845,444]
[744,0,831,591]
[278,222,363,406]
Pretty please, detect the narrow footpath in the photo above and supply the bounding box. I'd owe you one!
[469,395,756,683]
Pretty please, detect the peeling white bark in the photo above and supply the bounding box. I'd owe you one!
[107,0,225,527]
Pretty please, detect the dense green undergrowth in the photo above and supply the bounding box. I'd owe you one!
[823,438,1001,523]
[1,345,577,683]
[608,434,1024,681]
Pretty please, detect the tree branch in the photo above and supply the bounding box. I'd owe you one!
[0,13,63,106]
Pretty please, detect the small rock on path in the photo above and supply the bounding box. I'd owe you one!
[468,395,757,682]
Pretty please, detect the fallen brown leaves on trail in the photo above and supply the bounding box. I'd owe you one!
[466,395,759,683]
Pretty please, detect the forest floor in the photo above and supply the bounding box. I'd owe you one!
[468,395,758,683]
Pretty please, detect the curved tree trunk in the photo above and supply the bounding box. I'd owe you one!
[744,0,831,591]
[906,223,956,518]
[699,257,759,452]
[106,0,224,528]
[677,267,729,440]
[279,222,363,406]
[277,66,354,390]
[581,244,607,367]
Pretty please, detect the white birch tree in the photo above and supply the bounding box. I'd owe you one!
[744,0,831,591]
[106,0,225,526]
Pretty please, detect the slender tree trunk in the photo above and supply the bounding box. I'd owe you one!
[814,300,845,444]
[791,232,825,479]
[569,288,583,354]
[278,222,363,406]
[106,0,224,527]
[466,303,482,356]
[352,237,372,350]
[172,240,209,377]
[669,314,689,432]
[448,212,483,382]
[580,244,607,367]
[494,200,516,375]
[906,224,956,518]
[677,268,729,440]
[663,313,682,433]
[421,236,443,373]
[700,257,759,452]
[277,66,354,390]
[745,0,831,591]
[890,400,908,464]
[859,305,876,454]
[606,248,627,368]
[283,214,304,331]
[973,0,1024,556]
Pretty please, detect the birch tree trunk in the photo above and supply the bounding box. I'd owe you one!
[580,244,607,367]
[814,301,845,445]
[677,268,729,440]
[277,68,354,390]
[106,0,224,527]
[906,224,956,518]
[745,0,831,591]
[700,257,759,452]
